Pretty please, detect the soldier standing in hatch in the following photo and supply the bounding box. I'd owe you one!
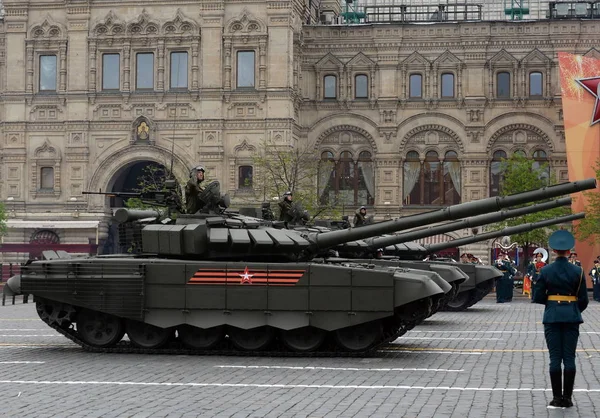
[533,230,588,409]
[185,165,205,214]
[278,191,294,223]
[354,206,367,227]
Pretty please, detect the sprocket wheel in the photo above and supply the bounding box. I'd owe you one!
[36,299,76,329]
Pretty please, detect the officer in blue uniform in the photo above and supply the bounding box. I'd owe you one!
[533,230,588,409]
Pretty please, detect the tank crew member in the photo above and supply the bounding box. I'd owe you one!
[354,206,367,227]
[185,165,205,214]
[533,230,588,409]
[527,252,546,302]
[590,260,600,302]
[460,253,469,263]
[278,191,294,223]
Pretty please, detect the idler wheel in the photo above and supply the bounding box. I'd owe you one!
[126,320,172,349]
[36,300,75,328]
[77,310,124,348]
[280,326,327,352]
[228,326,275,351]
[444,289,475,311]
[334,321,382,352]
[178,325,224,350]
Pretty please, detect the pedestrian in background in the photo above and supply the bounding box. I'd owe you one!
[591,260,600,302]
[533,230,588,409]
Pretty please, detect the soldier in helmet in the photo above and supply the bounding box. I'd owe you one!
[354,206,368,227]
[278,191,294,223]
[185,165,205,214]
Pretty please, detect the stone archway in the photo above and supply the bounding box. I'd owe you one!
[87,145,190,210]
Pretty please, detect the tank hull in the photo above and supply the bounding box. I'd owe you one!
[16,257,448,354]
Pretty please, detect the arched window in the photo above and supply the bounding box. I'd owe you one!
[532,149,550,183]
[497,72,511,98]
[409,74,422,98]
[443,151,461,204]
[318,150,374,206]
[441,73,455,98]
[529,72,543,97]
[324,75,337,99]
[514,149,526,157]
[490,150,507,197]
[355,74,368,99]
[404,150,461,206]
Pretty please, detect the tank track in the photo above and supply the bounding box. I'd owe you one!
[38,299,425,357]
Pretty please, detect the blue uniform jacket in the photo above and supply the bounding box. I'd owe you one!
[533,257,589,324]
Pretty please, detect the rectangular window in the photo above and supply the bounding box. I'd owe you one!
[238,166,253,188]
[324,75,337,99]
[237,51,255,88]
[529,72,543,96]
[441,73,455,98]
[355,75,368,99]
[170,52,188,89]
[40,55,57,91]
[40,167,55,189]
[409,74,422,98]
[136,53,154,90]
[102,54,120,90]
[497,72,511,98]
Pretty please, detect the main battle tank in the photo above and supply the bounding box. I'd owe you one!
[4,178,596,355]
[333,197,574,311]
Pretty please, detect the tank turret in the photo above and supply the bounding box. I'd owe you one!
[140,179,595,261]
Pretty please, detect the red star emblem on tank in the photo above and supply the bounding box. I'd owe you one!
[239,266,253,284]
[576,76,600,125]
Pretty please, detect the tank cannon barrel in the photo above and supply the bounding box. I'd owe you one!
[114,208,161,223]
[369,197,572,249]
[425,212,585,253]
[313,178,596,250]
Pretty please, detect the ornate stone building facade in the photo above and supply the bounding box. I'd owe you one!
[0,0,596,261]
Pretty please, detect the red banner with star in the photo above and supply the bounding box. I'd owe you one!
[558,52,600,278]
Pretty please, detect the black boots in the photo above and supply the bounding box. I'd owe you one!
[549,371,563,408]
[563,370,576,408]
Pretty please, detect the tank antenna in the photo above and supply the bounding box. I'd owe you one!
[168,54,182,180]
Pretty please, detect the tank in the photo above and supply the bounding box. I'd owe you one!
[4,178,595,355]
[423,212,586,311]
[335,197,573,311]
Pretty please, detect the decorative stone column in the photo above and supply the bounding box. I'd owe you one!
[513,63,518,97]
[457,65,463,100]
[224,38,232,90]
[157,39,165,91]
[433,64,439,99]
[26,44,34,94]
[191,42,199,90]
[259,39,267,89]
[545,62,551,96]
[59,42,67,92]
[400,64,406,100]
[123,41,131,92]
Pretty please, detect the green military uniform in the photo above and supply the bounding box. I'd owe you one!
[278,193,294,223]
[353,207,367,227]
[185,167,204,214]
[533,230,588,408]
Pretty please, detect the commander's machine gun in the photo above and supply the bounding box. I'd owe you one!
[83,178,184,217]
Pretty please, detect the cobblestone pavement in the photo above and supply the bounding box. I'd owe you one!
[1,295,600,418]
